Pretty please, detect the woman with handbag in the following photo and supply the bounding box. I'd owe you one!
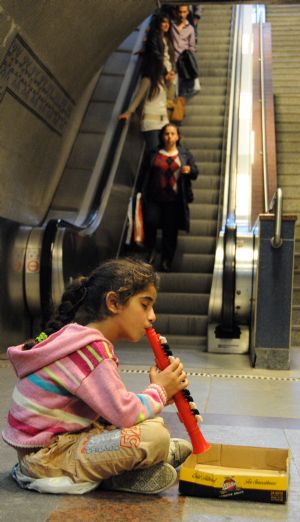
[142,123,198,272]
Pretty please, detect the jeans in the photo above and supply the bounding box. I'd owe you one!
[142,130,160,152]
[18,417,170,484]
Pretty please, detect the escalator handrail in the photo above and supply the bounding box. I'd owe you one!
[216,6,257,337]
[215,223,240,338]
[217,6,242,335]
[76,17,150,232]
[220,4,241,228]
[215,5,237,235]
[259,19,269,213]
[48,17,150,235]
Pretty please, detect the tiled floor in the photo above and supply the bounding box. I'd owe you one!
[1,347,300,521]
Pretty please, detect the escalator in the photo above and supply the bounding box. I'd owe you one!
[206,4,296,369]
[48,28,145,227]
[4,4,293,369]
[154,4,234,349]
[17,4,235,349]
[4,21,149,342]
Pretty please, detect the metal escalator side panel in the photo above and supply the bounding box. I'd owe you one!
[7,226,32,313]
[51,225,100,310]
[208,228,254,353]
[39,220,59,324]
[24,227,44,318]
[207,235,224,325]
[51,227,66,310]
[207,5,256,354]
[219,223,238,334]
[23,221,61,325]
[0,222,33,348]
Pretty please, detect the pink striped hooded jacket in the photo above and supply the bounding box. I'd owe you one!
[2,323,166,449]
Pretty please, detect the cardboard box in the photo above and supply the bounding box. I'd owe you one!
[179,443,289,503]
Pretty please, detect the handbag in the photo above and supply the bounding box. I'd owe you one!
[133,192,144,244]
[177,50,199,80]
[125,192,144,246]
[170,96,186,123]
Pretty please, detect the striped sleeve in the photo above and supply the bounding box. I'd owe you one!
[77,358,167,428]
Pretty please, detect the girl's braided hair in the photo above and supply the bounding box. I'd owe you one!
[24,258,158,349]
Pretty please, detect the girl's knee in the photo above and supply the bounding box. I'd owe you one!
[140,418,170,461]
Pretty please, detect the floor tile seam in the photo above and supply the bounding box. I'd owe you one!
[204,415,300,428]
[163,411,300,431]
[120,368,300,382]
[203,371,212,415]
[2,361,300,381]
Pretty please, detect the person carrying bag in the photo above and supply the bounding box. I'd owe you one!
[171,5,201,97]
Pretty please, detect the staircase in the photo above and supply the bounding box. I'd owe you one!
[266,5,300,347]
[154,4,233,350]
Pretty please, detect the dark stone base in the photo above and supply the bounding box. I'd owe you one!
[254,348,290,370]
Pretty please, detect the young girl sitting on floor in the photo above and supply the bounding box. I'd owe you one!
[2,258,193,495]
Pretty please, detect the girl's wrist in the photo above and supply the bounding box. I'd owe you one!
[149,383,168,404]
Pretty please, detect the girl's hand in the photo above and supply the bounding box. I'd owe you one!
[166,398,175,405]
[119,112,130,121]
[149,357,188,400]
[181,165,191,175]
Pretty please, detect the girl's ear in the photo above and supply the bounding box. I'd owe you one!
[105,291,121,314]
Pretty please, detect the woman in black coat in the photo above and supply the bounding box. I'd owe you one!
[143,123,198,272]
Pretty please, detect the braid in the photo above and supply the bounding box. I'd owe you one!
[23,277,88,350]
[44,277,88,336]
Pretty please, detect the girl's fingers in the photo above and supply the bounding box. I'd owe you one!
[179,378,189,389]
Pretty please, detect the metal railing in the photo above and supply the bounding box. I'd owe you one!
[220,5,241,230]
[270,188,283,248]
[259,20,270,213]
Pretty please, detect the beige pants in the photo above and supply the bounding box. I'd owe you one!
[18,417,170,484]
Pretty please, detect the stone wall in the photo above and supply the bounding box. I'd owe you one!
[0,0,154,224]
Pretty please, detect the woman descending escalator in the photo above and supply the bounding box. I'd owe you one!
[142,123,198,272]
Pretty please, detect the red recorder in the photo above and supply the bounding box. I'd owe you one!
[146,327,210,454]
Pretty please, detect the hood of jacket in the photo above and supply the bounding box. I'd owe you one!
[7,323,108,379]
